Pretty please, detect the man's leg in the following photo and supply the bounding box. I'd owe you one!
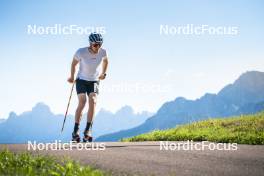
[83,92,97,141]
[72,93,86,141]
[75,93,87,124]
[87,92,97,122]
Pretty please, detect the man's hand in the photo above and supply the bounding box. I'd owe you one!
[67,77,75,83]
[99,73,106,80]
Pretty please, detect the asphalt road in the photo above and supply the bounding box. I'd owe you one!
[1,141,264,176]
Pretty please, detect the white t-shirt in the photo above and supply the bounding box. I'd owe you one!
[74,47,107,81]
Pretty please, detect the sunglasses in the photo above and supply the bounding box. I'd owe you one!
[92,43,102,48]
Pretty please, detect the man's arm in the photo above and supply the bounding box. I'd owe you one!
[68,58,79,83]
[102,57,108,74]
[99,57,108,80]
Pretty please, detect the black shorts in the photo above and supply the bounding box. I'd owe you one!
[76,78,100,95]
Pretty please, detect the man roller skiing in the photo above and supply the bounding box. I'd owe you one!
[67,32,108,142]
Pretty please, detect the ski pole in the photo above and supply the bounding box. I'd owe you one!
[61,81,75,132]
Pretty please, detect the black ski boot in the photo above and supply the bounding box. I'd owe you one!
[83,130,93,142]
[72,132,80,143]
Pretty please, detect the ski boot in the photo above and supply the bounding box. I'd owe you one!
[83,130,93,142]
[72,132,80,143]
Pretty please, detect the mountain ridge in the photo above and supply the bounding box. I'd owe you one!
[0,104,152,143]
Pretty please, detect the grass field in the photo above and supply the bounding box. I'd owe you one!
[122,112,264,145]
[0,149,106,176]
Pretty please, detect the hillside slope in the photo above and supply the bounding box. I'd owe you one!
[123,111,264,144]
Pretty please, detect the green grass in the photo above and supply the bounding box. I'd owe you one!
[122,112,264,144]
[0,149,106,176]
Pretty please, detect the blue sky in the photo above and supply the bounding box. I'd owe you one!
[0,0,264,119]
